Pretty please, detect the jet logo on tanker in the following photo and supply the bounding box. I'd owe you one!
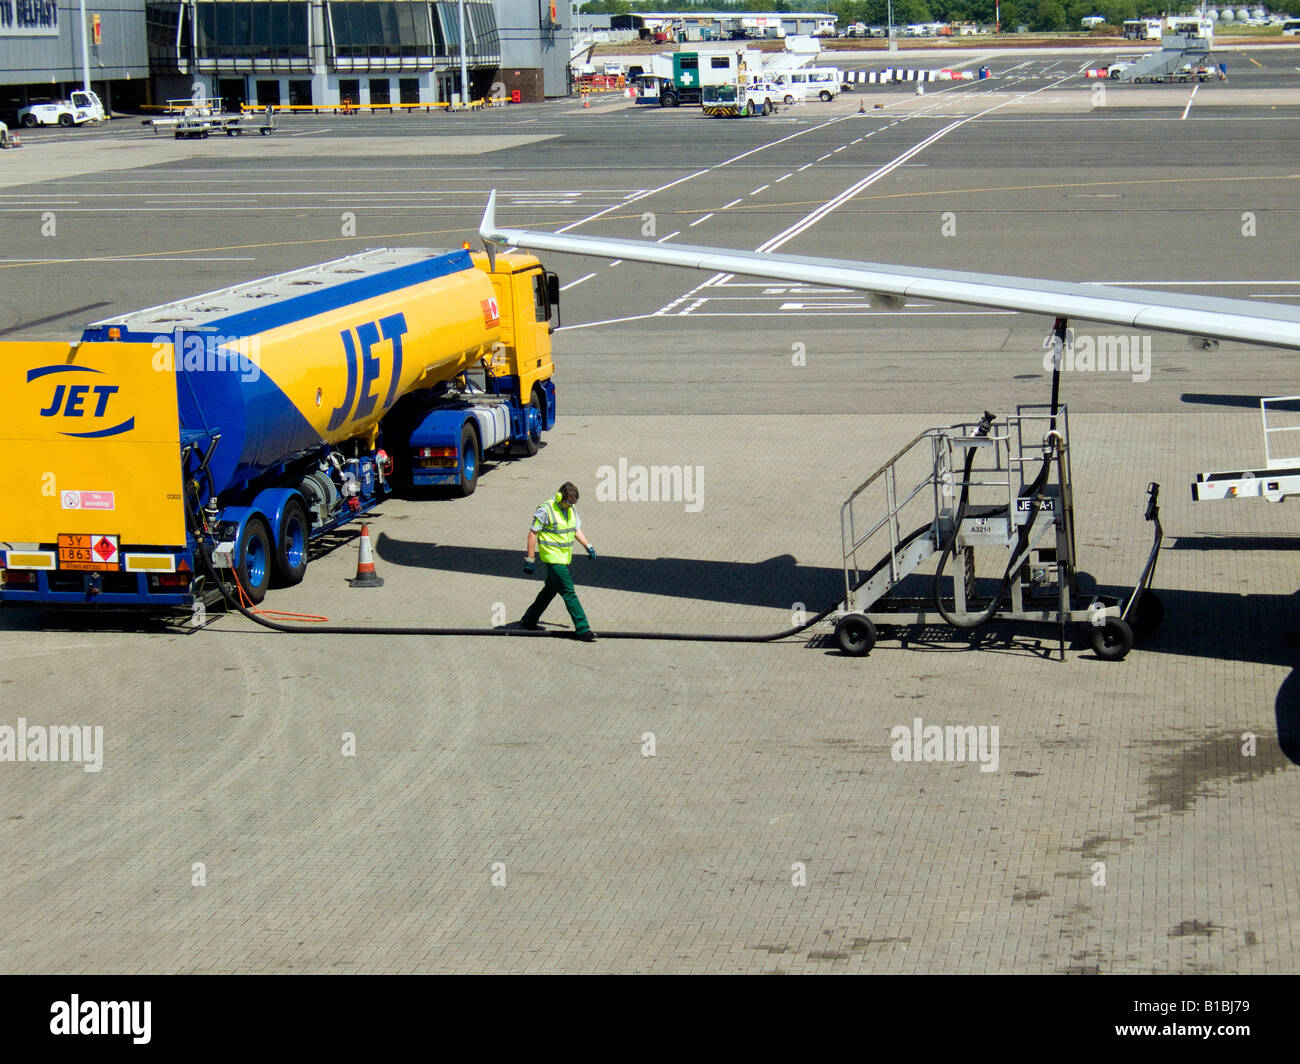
[327,313,408,431]
[28,364,134,439]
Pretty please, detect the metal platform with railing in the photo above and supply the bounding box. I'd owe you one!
[822,405,1163,661]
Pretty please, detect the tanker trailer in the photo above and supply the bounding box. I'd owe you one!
[0,246,559,609]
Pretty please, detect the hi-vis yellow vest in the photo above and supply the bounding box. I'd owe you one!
[536,493,578,564]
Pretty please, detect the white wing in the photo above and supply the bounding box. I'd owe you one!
[479,189,1300,351]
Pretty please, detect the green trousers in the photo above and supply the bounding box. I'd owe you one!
[522,561,590,634]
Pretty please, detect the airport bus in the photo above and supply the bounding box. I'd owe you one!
[1283,19,1300,35]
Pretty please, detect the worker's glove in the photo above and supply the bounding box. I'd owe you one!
[586,545,597,560]
[523,556,536,574]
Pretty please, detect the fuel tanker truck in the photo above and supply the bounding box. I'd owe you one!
[0,246,559,609]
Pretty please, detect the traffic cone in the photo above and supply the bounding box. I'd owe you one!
[583,94,590,108]
[858,99,866,114]
[348,524,384,587]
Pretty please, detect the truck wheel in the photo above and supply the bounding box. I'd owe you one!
[518,387,544,457]
[456,422,481,497]
[835,614,876,656]
[58,114,73,127]
[1089,616,1133,661]
[234,516,273,605]
[783,94,794,106]
[819,90,833,102]
[660,92,678,108]
[21,113,38,127]
[745,100,755,116]
[273,500,310,587]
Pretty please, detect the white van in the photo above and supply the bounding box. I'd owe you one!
[774,67,843,102]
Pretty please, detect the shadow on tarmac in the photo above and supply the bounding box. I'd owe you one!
[375,532,845,612]
[374,532,1299,663]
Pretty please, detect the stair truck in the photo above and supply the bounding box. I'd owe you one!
[0,246,559,609]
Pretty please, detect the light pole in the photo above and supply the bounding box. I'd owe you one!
[79,0,92,93]
[458,0,471,105]
[887,0,897,52]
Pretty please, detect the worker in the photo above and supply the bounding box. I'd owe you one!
[520,481,597,641]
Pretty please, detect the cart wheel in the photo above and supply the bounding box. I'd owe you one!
[835,614,876,657]
[1089,616,1134,661]
[1130,590,1163,637]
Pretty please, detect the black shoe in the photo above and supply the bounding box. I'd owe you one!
[518,620,542,631]
[577,630,597,642]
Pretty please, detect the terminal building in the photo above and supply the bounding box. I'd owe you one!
[0,0,570,116]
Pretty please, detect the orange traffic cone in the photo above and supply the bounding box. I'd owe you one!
[348,524,384,587]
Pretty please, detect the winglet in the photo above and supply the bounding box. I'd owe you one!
[480,189,498,243]
[479,189,498,270]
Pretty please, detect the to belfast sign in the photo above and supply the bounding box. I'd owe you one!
[0,0,60,37]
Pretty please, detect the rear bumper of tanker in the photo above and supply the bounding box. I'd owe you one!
[1,554,197,607]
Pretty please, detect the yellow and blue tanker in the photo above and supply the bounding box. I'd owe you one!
[0,246,558,607]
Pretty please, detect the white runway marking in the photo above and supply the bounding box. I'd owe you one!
[689,213,715,226]
[0,256,256,264]
[559,272,596,291]
[1182,85,1199,120]
[750,184,770,195]
[656,71,1081,319]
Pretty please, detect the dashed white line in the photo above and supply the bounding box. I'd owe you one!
[722,198,743,209]
[559,272,597,291]
[750,184,770,195]
[1181,84,1199,120]
[689,213,715,226]
[797,163,813,171]
[775,173,792,183]
[833,145,847,153]
[656,231,681,242]
[817,153,833,161]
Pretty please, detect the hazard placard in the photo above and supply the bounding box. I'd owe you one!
[57,533,120,571]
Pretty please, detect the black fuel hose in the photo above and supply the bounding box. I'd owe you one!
[192,515,848,642]
[932,412,1055,630]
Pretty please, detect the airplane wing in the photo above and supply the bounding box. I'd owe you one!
[478,189,1300,351]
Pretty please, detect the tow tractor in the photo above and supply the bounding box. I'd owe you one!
[1192,395,1300,503]
[823,403,1164,661]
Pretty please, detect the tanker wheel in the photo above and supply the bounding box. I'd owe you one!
[456,422,481,497]
[835,613,876,657]
[518,387,544,457]
[1089,616,1134,661]
[273,499,310,587]
[235,516,273,605]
